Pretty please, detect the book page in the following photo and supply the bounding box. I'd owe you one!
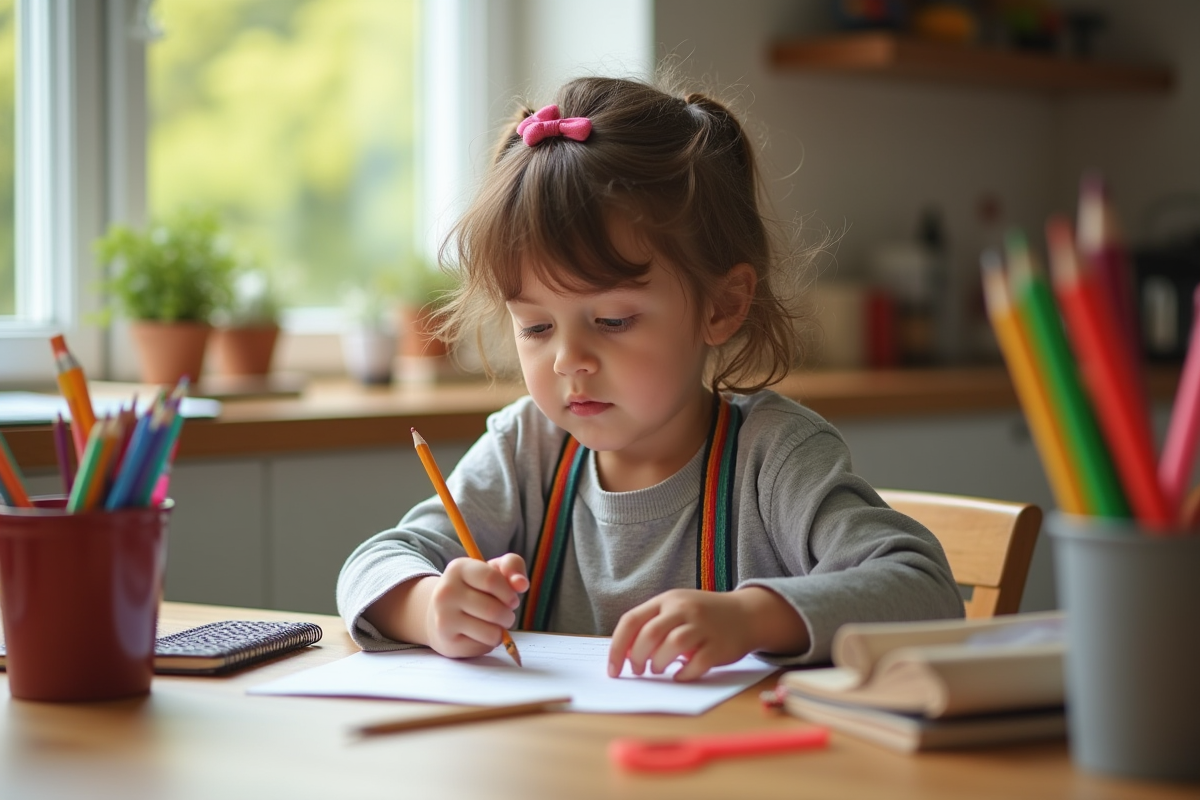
[782,621,1065,718]
[249,631,776,715]
[833,611,1064,676]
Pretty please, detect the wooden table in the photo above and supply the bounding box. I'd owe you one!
[1,603,1195,800]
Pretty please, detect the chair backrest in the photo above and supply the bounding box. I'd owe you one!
[877,489,1043,619]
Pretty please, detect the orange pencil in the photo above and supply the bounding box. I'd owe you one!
[411,428,523,667]
[50,334,96,457]
[1046,218,1173,530]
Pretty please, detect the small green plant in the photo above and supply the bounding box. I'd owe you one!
[342,273,399,332]
[218,267,282,327]
[398,259,456,311]
[94,209,237,324]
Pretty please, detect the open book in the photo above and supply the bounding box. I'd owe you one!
[778,611,1066,752]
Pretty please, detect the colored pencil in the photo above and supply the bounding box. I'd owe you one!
[105,412,149,509]
[53,413,76,495]
[1159,285,1200,522]
[1006,230,1128,517]
[50,334,96,457]
[1045,217,1173,530]
[353,696,571,738]
[1077,174,1140,362]
[145,381,190,507]
[981,251,1085,513]
[68,417,121,513]
[0,430,32,508]
[411,427,523,667]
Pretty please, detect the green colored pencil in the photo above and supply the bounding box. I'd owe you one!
[1006,230,1129,517]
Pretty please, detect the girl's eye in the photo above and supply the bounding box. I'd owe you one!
[596,317,634,333]
[518,323,551,340]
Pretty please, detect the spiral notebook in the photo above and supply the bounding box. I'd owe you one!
[0,619,324,676]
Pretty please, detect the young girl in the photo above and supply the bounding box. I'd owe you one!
[337,76,963,681]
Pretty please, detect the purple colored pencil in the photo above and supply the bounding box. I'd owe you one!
[53,413,76,494]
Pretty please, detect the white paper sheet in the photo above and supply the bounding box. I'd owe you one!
[248,631,776,715]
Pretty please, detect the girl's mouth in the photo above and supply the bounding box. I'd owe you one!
[568,400,612,417]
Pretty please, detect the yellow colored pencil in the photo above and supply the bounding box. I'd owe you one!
[411,427,523,667]
[982,251,1086,514]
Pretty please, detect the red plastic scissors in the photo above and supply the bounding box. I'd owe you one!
[608,726,829,772]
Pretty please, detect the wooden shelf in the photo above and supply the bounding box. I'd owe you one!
[770,32,1174,94]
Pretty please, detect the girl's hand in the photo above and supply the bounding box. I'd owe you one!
[425,553,528,659]
[607,587,809,682]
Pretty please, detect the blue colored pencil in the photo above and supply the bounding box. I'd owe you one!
[104,410,156,510]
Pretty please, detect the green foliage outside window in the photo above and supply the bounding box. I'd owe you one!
[149,0,421,309]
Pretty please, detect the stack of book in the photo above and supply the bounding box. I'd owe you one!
[775,612,1066,753]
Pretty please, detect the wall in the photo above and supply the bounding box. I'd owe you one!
[1053,0,1200,243]
[655,0,1058,299]
[650,0,1198,611]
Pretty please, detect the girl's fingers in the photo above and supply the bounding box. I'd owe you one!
[671,648,715,682]
[625,612,679,676]
[489,553,530,595]
[648,627,701,675]
[608,603,660,677]
[456,558,521,608]
[457,584,517,628]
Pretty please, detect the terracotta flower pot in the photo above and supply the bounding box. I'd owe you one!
[210,324,280,376]
[399,304,450,359]
[129,321,212,386]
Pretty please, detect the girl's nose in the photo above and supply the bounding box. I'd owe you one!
[553,333,599,376]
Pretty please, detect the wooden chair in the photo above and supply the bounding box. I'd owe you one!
[878,489,1043,619]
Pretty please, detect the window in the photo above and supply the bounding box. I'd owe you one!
[148,0,422,311]
[0,0,13,317]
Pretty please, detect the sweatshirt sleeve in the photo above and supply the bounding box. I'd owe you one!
[335,403,534,651]
[738,413,965,665]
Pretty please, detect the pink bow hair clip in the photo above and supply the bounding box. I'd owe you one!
[516,104,592,147]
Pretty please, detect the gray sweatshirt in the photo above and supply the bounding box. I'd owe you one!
[336,391,964,664]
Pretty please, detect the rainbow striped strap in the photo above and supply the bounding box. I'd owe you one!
[522,435,587,631]
[521,393,742,631]
[698,393,741,592]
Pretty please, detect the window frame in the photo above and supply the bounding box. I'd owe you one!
[0,0,107,386]
[0,0,514,384]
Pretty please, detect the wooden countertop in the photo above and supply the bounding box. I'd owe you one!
[1,366,1180,468]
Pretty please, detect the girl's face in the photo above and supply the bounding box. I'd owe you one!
[506,223,715,489]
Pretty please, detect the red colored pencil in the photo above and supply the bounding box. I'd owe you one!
[1046,217,1173,530]
[1077,174,1140,362]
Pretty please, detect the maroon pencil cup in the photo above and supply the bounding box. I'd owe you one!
[0,496,171,702]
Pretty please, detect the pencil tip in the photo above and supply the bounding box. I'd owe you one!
[411,428,426,447]
[506,640,523,667]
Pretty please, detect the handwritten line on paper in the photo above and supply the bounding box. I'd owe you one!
[248,631,776,715]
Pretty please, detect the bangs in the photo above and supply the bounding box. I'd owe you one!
[486,146,656,300]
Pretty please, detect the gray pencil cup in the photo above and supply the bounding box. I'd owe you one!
[1048,512,1200,783]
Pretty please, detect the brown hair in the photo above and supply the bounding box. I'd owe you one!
[437,75,806,392]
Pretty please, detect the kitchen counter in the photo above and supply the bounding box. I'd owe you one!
[1,366,1180,468]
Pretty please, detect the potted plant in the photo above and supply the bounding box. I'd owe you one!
[341,278,398,385]
[210,268,282,376]
[397,261,456,360]
[95,210,236,385]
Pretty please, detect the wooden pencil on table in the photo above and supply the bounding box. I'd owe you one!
[353,696,571,738]
[411,427,524,667]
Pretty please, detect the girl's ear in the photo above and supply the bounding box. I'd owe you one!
[704,262,757,346]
